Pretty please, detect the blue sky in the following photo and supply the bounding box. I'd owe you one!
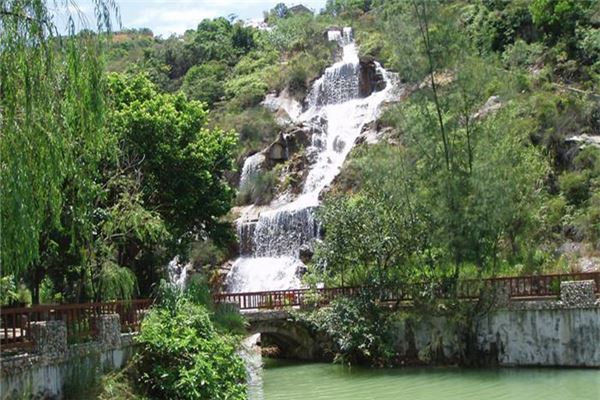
[59,1,327,37]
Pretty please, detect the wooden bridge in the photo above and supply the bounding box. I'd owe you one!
[213,271,600,311]
[2,271,598,353]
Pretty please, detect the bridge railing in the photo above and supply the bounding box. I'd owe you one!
[0,299,152,352]
[215,271,600,311]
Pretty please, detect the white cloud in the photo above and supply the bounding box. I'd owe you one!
[128,5,220,36]
[55,1,327,36]
[118,0,327,36]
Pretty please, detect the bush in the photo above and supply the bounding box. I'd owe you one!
[181,62,227,106]
[559,171,590,206]
[300,295,395,366]
[0,276,17,305]
[135,297,246,400]
[224,74,269,108]
[502,39,545,68]
[574,191,600,248]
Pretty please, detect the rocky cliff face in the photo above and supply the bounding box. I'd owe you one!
[359,57,387,97]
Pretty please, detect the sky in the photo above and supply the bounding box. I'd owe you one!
[59,1,327,37]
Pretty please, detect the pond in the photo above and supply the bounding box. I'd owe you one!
[250,359,600,400]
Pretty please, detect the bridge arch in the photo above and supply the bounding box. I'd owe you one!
[245,311,325,360]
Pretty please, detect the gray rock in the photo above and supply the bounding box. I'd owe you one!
[579,257,600,272]
[268,142,286,161]
[299,244,314,264]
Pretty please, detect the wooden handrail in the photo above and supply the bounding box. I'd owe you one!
[215,272,600,310]
[0,299,152,352]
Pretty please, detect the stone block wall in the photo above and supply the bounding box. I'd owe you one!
[30,321,67,356]
[559,280,597,307]
[390,280,600,367]
[1,314,136,400]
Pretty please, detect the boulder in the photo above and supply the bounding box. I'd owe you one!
[268,141,287,161]
[359,58,386,97]
[472,95,502,120]
[299,244,314,264]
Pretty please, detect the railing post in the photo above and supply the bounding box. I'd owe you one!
[30,320,67,356]
[92,314,122,349]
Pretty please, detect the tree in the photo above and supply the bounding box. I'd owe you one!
[273,3,289,19]
[529,0,594,44]
[181,61,228,106]
[108,73,238,251]
[324,0,372,17]
[317,0,546,288]
[1,0,117,277]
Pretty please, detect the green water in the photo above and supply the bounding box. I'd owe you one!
[256,360,600,400]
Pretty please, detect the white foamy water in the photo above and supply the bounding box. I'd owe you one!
[226,28,398,293]
[227,257,302,292]
[239,152,266,190]
[168,257,189,290]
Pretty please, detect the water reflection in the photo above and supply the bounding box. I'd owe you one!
[254,359,600,400]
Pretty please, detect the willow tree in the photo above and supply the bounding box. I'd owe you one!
[0,1,118,277]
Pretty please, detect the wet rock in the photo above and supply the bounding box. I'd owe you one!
[359,58,386,97]
[299,244,314,264]
[267,140,287,161]
[283,125,312,154]
[472,95,502,120]
[238,221,257,255]
[295,262,309,277]
[262,89,302,121]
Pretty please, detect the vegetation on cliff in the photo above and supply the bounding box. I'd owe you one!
[2,0,600,378]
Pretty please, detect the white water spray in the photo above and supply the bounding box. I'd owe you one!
[226,28,398,293]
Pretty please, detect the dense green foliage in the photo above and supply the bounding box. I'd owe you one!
[58,278,247,399]
[0,0,115,276]
[301,0,600,367]
[135,296,246,399]
[3,0,600,378]
[300,295,395,366]
[1,2,240,303]
[105,9,337,156]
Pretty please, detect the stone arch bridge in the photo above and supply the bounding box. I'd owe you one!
[245,310,325,360]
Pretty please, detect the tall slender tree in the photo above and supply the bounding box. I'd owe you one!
[0,0,118,277]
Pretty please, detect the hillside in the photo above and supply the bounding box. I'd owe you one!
[105,1,600,281]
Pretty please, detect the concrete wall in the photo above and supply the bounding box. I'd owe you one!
[394,280,600,367]
[479,308,600,367]
[1,315,136,400]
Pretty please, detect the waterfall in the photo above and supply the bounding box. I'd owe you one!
[240,333,264,400]
[239,152,266,190]
[168,257,189,290]
[226,28,398,293]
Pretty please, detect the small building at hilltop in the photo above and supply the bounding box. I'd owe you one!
[289,4,313,15]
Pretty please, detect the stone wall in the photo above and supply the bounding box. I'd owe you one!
[249,280,600,367]
[393,280,600,367]
[1,314,136,400]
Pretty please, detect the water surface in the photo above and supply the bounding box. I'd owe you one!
[256,360,600,400]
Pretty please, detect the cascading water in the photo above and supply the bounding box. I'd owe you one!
[168,257,189,290]
[226,28,398,293]
[239,152,266,191]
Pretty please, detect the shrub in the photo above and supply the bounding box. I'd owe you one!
[0,276,17,306]
[224,74,269,108]
[135,297,246,400]
[502,39,545,68]
[300,295,395,366]
[181,62,227,106]
[559,171,590,206]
